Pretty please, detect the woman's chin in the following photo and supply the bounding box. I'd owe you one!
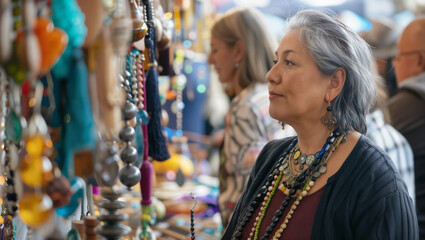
[269,107,283,120]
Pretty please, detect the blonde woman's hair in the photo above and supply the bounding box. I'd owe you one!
[211,7,277,88]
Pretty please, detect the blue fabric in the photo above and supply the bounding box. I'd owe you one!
[50,49,95,178]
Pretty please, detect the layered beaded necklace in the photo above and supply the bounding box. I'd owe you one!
[232,129,345,240]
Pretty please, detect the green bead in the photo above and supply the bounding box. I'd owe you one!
[5,111,24,144]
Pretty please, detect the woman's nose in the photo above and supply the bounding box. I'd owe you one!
[266,65,280,85]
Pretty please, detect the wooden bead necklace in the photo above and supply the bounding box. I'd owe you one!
[232,129,345,240]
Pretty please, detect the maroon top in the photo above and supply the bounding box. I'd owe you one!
[241,186,325,239]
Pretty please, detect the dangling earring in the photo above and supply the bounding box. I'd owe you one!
[321,101,337,136]
[234,62,240,68]
[277,121,285,130]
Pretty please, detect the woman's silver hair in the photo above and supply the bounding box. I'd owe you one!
[288,10,377,134]
[211,7,277,88]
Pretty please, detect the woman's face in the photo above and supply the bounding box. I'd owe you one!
[208,35,238,83]
[266,30,330,126]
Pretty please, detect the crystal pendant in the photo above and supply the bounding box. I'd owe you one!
[137,109,149,125]
[18,193,53,228]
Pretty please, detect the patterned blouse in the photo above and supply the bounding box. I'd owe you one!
[219,83,295,228]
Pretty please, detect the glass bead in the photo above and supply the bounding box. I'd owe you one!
[25,135,45,156]
[294,150,300,160]
[18,193,53,228]
[5,111,24,144]
[20,155,53,187]
[176,102,185,110]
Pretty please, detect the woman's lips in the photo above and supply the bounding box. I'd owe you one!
[269,91,283,99]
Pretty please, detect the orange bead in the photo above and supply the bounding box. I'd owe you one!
[165,90,177,100]
[19,193,53,228]
[25,135,45,156]
[33,18,68,75]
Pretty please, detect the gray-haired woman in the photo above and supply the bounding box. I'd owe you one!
[222,10,418,240]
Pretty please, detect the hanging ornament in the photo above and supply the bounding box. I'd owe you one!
[19,155,53,187]
[4,0,40,84]
[19,103,53,187]
[143,0,170,161]
[118,100,141,189]
[95,1,138,240]
[129,0,148,42]
[3,77,24,218]
[33,18,68,76]
[136,54,149,125]
[18,82,53,227]
[18,193,53,228]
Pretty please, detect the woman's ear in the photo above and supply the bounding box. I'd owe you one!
[328,67,346,101]
[234,40,245,63]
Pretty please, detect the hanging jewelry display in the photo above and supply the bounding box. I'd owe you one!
[95,1,135,239]
[18,82,54,228]
[118,99,142,189]
[171,75,186,136]
[6,0,40,85]
[137,49,155,240]
[118,48,142,190]
[143,0,170,161]
[3,80,25,219]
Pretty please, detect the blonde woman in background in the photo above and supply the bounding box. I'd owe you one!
[207,7,295,229]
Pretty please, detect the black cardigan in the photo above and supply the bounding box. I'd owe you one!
[222,136,418,239]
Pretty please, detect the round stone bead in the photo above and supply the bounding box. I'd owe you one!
[122,101,138,120]
[120,146,137,164]
[119,165,141,188]
[119,126,135,142]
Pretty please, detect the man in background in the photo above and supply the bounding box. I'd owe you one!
[384,17,425,238]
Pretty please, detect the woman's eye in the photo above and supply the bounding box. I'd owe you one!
[285,60,294,66]
[273,60,278,64]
